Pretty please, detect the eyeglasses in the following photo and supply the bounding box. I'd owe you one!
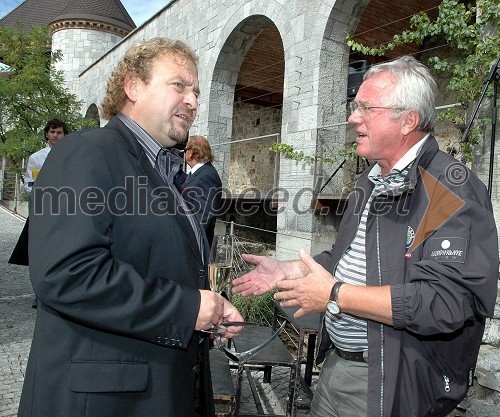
[349,101,404,116]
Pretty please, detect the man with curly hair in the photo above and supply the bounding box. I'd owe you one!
[19,38,243,417]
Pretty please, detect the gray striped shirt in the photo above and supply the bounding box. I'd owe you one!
[116,113,205,259]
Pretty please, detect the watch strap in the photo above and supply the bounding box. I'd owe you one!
[330,281,343,302]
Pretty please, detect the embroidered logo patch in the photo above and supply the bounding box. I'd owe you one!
[406,226,415,249]
[406,167,464,254]
[429,237,467,263]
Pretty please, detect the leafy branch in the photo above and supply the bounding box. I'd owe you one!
[269,142,358,166]
[347,0,499,162]
[0,25,97,171]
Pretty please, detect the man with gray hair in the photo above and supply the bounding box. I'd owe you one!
[233,55,498,417]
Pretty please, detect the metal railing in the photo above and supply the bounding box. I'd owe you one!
[0,166,28,217]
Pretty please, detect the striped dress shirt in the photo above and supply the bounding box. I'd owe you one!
[116,113,205,260]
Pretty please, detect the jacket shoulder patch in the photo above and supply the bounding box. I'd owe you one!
[428,237,467,263]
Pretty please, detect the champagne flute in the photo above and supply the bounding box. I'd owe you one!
[204,234,234,334]
[206,229,288,363]
[208,234,234,294]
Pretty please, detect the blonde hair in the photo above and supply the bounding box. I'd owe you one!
[101,38,198,119]
[186,135,214,163]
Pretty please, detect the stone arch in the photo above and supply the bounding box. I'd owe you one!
[208,15,283,184]
[204,1,374,256]
[205,0,296,148]
[208,13,285,244]
[84,103,100,126]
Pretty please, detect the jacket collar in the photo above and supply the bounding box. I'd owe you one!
[357,135,440,198]
[183,163,209,186]
[403,135,440,190]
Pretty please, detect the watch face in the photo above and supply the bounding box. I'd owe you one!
[327,301,340,315]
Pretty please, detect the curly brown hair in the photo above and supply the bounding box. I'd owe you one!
[101,38,198,119]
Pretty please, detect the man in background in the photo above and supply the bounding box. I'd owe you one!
[23,118,68,194]
[9,118,68,279]
[181,135,223,246]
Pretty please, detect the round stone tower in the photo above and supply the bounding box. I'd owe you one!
[0,0,136,105]
[48,1,136,97]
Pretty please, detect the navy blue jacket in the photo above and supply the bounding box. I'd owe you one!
[180,162,222,246]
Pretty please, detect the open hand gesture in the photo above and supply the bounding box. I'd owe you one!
[232,254,287,296]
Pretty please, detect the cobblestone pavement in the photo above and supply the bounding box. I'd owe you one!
[0,208,35,417]
[234,366,314,416]
[0,206,315,417]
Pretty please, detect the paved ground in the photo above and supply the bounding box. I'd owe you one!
[0,206,315,417]
[0,208,35,417]
[235,366,314,416]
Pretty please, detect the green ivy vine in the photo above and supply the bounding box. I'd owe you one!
[346,0,499,163]
[269,142,358,166]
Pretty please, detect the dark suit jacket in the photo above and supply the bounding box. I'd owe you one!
[8,218,29,266]
[18,117,214,417]
[180,162,222,246]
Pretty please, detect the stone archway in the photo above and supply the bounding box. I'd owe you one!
[229,24,284,197]
[84,104,100,126]
[208,16,285,243]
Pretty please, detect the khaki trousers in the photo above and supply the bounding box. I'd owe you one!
[310,349,368,417]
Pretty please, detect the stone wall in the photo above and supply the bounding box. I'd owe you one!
[228,102,281,195]
[454,284,500,417]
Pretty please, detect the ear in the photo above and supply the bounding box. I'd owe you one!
[401,110,420,135]
[123,75,139,102]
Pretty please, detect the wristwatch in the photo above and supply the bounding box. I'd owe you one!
[326,281,343,316]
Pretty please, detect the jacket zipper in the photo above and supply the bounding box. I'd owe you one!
[443,375,451,393]
[421,339,454,395]
[376,214,384,417]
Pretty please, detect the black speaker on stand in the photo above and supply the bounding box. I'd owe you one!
[347,60,370,100]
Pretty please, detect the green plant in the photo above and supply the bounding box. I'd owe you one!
[347,0,499,163]
[0,25,97,172]
[231,292,277,325]
[269,142,359,166]
[229,238,278,325]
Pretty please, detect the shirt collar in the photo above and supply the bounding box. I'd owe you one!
[116,112,165,167]
[368,133,429,181]
[189,162,205,174]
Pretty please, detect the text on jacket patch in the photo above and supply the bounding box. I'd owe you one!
[428,237,467,263]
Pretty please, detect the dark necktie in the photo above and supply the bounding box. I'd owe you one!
[174,169,188,188]
[155,149,205,262]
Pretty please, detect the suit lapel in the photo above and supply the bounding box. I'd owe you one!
[109,117,205,265]
[182,173,194,187]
